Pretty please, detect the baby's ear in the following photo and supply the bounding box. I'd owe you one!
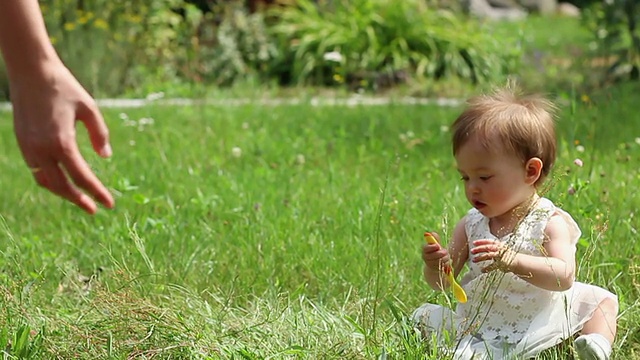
[525,157,543,185]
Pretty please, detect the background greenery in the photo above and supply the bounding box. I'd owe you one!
[1,0,635,99]
[1,0,639,359]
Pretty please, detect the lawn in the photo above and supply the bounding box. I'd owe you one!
[0,83,639,359]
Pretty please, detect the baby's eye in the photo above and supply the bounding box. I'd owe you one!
[460,176,469,182]
[480,176,493,181]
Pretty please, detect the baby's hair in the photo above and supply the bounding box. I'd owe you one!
[451,82,557,186]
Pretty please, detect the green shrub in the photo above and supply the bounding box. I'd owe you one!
[582,0,640,82]
[35,0,279,95]
[3,1,523,96]
[40,0,203,97]
[198,1,279,86]
[268,0,522,89]
[565,0,600,8]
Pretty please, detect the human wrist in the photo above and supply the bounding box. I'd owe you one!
[424,263,438,274]
[5,53,64,86]
[506,252,521,273]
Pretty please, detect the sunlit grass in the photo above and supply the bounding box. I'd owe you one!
[0,84,638,358]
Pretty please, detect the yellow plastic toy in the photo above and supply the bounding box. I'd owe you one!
[424,232,467,303]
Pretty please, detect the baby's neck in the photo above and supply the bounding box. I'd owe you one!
[489,194,540,238]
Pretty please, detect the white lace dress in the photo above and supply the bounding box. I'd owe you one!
[412,198,618,359]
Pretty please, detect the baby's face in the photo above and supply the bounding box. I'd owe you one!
[455,137,535,221]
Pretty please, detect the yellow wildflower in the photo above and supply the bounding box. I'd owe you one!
[128,15,142,23]
[581,94,590,103]
[94,18,109,30]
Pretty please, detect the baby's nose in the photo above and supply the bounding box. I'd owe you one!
[467,180,481,193]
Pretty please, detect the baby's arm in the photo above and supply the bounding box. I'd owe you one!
[472,213,576,291]
[422,218,469,290]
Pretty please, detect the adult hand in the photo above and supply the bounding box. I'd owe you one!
[10,62,114,214]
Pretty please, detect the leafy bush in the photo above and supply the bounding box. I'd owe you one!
[564,0,600,8]
[1,0,523,97]
[35,0,279,95]
[198,1,279,86]
[582,0,640,82]
[40,0,204,97]
[268,0,522,89]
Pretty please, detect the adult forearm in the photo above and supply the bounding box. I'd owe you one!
[0,0,60,79]
[510,253,574,291]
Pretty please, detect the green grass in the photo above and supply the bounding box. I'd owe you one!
[0,83,639,359]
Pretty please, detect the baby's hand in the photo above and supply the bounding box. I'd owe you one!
[471,239,518,273]
[421,232,450,271]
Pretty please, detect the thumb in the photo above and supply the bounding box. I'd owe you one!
[78,101,111,158]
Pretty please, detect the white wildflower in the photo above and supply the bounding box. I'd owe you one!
[576,145,585,153]
[597,28,608,39]
[231,147,242,158]
[296,154,305,165]
[138,117,155,126]
[323,51,343,63]
[574,158,583,167]
[120,112,138,127]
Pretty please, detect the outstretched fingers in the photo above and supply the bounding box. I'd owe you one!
[25,137,114,214]
[471,239,514,273]
[32,159,97,214]
[59,142,114,211]
[77,100,112,158]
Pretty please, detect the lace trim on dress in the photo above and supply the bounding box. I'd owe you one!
[457,197,576,343]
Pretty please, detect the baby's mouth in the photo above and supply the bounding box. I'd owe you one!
[473,200,486,209]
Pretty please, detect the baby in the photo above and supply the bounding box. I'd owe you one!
[412,84,618,360]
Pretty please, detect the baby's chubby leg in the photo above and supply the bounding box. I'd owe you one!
[580,297,617,344]
[575,297,618,360]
